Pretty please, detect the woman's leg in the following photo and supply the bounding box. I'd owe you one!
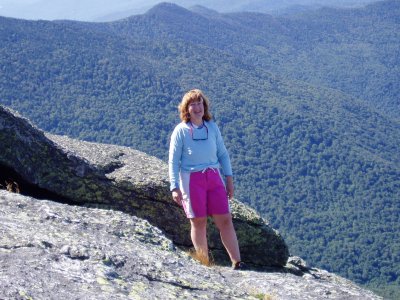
[190,217,209,262]
[212,213,241,264]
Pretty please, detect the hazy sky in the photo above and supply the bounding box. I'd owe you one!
[0,0,377,21]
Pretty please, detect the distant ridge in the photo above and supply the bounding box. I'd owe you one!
[188,5,220,17]
[146,2,193,16]
[0,0,378,21]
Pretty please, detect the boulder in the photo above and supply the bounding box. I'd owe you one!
[0,104,288,266]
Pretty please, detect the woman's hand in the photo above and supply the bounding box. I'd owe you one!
[172,188,183,206]
[226,176,234,200]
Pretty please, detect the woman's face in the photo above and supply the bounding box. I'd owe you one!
[188,100,204,123]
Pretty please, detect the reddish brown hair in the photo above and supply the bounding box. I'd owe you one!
[178,89,212,122]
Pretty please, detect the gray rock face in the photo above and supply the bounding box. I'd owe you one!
[0,105,288,266]
[0,191,381,300]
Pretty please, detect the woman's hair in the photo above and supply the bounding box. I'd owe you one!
[178,89,212,122]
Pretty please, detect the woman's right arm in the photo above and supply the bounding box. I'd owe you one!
[171,188,183,206]
[168,127,183,205]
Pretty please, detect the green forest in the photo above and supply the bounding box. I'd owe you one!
[0,1,399,298]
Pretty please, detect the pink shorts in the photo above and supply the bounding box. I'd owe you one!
[179,168,230,218]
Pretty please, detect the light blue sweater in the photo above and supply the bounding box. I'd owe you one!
[168,120,232,191]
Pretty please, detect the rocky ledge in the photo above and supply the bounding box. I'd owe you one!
[0,191,381,299]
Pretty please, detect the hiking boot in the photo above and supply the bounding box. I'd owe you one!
[232,261,246,270]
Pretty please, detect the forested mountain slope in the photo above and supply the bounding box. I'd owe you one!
[119,0,399,118]
[0,1,399,298]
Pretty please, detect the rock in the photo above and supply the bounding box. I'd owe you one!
[0,190,382,299]
[0,105,288,266]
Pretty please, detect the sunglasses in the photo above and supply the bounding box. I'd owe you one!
[189,122,208,141]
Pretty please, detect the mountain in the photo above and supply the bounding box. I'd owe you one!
[0,1,399,298]
[0,0,378,21]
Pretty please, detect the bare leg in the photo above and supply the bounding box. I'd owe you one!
[190,217,209,262]
[212,213,241,264]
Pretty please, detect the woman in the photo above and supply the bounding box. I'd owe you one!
[168,89,244,270]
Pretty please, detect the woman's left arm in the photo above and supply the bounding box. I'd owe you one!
[215,123,233,176]
[214,123,234,200]
[226,175,234,200]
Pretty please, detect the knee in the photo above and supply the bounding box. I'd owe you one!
[214,215,234,231]
[190,217,207,230]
